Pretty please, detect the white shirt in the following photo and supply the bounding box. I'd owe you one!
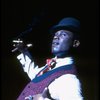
[17,52,83,100]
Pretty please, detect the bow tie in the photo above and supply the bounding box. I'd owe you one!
[36,58,57,77]
[46,58,56,68]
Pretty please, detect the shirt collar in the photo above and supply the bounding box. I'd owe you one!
[54,57,74,68]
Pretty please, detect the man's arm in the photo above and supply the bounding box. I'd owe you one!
[47,74,83,100]
[30,74,83,100]
[17,51,43,80]
[12,39,43,80]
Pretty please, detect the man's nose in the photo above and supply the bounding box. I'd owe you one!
[54,36,59,39]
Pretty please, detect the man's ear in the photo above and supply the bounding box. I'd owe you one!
[73,40,80,47]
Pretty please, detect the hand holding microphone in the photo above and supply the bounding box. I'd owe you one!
[11,38,33,53]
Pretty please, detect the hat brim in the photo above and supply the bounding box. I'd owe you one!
[50,25,80,34]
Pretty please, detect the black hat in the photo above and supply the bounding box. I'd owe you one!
[50,17,80,34]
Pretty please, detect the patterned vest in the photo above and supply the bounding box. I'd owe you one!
[17,64,76,100]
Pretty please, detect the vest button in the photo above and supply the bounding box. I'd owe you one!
[28,85,30,88]
[22,92,25,95]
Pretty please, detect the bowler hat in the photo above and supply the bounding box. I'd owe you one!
[50,17,80,33]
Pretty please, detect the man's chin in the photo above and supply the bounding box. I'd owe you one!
[52,51,67,57]
[52,50,59,54]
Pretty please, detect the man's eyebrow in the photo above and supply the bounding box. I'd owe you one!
[60,30,69,35]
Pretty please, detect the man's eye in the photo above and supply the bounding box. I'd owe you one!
[62,34,66,36]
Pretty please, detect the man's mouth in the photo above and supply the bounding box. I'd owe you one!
[52,42,59,46]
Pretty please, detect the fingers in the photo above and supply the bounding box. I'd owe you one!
[12,38,25,52]
[11,38,33,53]
[12,38,23,43]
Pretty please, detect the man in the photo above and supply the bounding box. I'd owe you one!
[13,17,83,100]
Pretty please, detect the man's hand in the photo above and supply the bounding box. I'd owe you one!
[12,38,32,52]
[25,94,51,100]
[24,88,51,100]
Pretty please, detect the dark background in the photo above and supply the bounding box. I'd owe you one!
[1,0,99,100]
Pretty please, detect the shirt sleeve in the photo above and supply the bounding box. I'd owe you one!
[17,51,44,80]
[48,74,83,100]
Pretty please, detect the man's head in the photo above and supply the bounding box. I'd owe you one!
[50,17,80,57]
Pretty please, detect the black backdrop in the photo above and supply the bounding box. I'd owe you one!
[1,0,99,100]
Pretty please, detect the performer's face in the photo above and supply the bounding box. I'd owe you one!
[51,30,74,56]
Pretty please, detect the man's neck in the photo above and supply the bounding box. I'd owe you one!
[54,52,71,58]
